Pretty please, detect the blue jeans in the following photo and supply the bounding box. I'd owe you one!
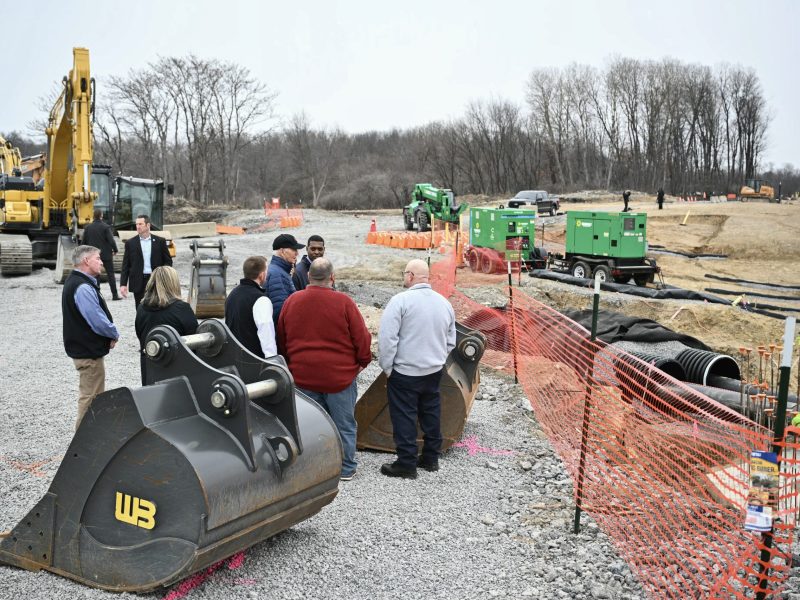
[386,369,444,468]
[298,379,358,477]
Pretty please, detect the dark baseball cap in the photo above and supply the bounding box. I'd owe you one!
[272,233,305,250]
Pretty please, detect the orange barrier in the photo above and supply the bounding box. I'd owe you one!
[430,247,798,599]
[264,207,304,229]
[215,224,245,235]
[365,227,469,251]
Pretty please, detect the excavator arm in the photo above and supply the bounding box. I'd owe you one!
[43,47,95,231]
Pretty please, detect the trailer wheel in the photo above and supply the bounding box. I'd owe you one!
[592,264,611,282]
[468,249,479,272]
[571,261,590,279]
[633,273,651,287]
[480,253,494,274]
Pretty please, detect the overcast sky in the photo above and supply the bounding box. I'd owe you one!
[4,0,798,168]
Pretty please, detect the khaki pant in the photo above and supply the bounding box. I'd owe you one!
[73,357,105,430]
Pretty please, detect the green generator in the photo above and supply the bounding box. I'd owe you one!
[549,210,659,285]
[566,211,647,258]
[466,207,545,273]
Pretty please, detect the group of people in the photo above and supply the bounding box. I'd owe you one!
[622,189,666,212]
[62,221,456,482]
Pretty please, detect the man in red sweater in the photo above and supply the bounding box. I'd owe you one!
[277,257,372,481]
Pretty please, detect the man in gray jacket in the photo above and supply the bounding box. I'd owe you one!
[378,259,456,479]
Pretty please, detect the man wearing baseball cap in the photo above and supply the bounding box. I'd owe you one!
[266,233,305,326]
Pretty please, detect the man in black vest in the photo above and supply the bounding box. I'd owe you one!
[62,245,120,429]
[82,208,120,300]
[120,214,172,307]
[225,255,276,358]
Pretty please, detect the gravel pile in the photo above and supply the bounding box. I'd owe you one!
[0,209,796,599]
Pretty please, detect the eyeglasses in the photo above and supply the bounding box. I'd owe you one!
[402,271,414,276]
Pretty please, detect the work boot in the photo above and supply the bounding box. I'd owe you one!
[417,457,439,472]
[380,461,417,479]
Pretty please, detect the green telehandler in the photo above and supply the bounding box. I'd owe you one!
[403,183,467,232]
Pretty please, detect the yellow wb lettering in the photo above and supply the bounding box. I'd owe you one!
[114,492,156,530]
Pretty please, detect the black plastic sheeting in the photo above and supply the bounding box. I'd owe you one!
[649,245,727,259]
[705,287,800,301]
[561,308,712,350]
[704,274,800,291]
[529,270,730,304]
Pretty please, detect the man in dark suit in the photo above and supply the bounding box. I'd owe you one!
[82,209,120,300]
[120,214,173,307]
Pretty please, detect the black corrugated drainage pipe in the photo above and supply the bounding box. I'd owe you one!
[707,374,799,405]
[614,352,687,404]
[629,353,687,381]
[675,348,741,385]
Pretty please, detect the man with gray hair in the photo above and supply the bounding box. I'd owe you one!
[378,258,456,479]
[277,257,372,481]
[62,245,120,429]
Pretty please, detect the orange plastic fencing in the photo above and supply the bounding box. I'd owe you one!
[430,248,798,599]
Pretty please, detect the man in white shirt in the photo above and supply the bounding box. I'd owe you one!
[120,215,172,307]
[224,255,277,358]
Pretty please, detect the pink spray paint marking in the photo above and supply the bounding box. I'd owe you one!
[162,551,246,600]
[451,435,515,457]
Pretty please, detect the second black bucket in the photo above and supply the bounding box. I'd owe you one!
[675,348,741,385]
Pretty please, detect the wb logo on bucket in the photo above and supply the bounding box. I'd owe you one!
[114,492,156,530]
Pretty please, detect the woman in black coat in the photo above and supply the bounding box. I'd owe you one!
[135,266,198,384]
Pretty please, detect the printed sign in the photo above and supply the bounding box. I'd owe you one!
[744,451,779,532]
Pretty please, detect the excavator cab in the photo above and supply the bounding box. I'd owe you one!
[113,176,165,230]
[90,165,114,225]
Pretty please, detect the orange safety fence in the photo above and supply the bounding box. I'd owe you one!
[430,247,798,599]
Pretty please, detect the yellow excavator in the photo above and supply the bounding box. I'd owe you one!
[738,178,776,202]
[0,47,172,280]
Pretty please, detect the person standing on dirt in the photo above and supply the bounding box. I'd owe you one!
[225,255,277,358]
[378,258,456,479]
[657,188,665,210]
[622,190,631,212]
[135,266,198,385]
[267,233,304,326]
[82,208,120,300]
[62,245,120,429]
[120,215,172,308]
[277,257,371,481]
[292,235,326,291]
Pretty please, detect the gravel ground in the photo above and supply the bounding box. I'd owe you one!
[0,209,796,599]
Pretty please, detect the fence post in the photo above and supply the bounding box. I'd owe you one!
[507,261,519,384]
[573,276,601,534]
[755,316,796,599]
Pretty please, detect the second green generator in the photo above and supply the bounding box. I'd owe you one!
[549,211,659,285]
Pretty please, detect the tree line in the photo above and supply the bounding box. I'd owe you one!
[4,54,798,209]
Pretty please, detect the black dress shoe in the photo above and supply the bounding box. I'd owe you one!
[380,461,417,479]
[417,457,439,472]
[112,296,122,301]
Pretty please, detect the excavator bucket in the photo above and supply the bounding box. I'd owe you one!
[187,239,228,317]
[0,320,341,592]
[355,322,486,452]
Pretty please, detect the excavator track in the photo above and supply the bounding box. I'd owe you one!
[0,234,33,276]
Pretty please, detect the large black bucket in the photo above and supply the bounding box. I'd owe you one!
[0,320,341,592]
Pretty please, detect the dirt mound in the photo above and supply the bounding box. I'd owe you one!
[165,196,240,224]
